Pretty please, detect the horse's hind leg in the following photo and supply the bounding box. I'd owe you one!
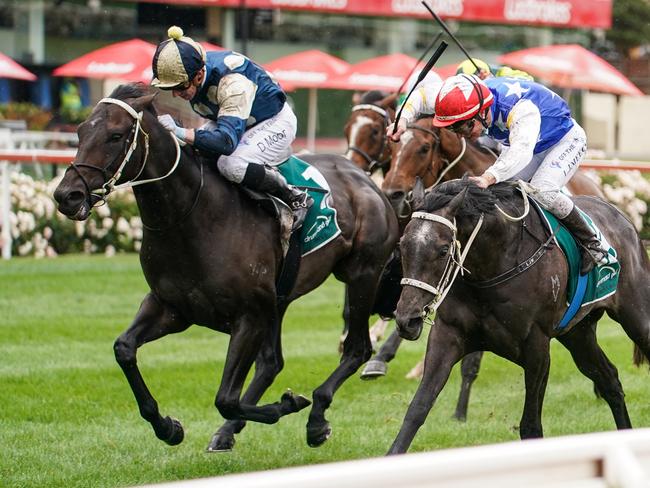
[207,305,294,452]
[453,351,484,422]
[113,293,191,445]
[388,319,464,454]
[306,271,377,447]
[559,312,631,429]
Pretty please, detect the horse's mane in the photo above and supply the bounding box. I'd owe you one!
[360,90,391,105]
[423,177,522,218]
[109,82,151,100]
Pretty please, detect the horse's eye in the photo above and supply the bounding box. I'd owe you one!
[419,144,431,154]
[371,127,380,138]
[109,133,123,142]
[438,245,450,258]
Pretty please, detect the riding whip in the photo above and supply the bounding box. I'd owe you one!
[396,31,443,94]
[393,40,448,133]
[421,1,482,74]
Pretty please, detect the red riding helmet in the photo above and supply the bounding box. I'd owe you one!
[433,75,493,128]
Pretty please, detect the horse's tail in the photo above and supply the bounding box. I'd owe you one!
[633,344,649,369]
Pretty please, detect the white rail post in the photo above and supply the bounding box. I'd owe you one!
[1,160,11,260]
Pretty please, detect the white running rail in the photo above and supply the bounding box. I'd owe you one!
[134,429,650,488]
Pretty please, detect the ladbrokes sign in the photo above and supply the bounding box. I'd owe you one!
[159,0,611,28]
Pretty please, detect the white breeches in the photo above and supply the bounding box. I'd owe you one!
[514,122,587,219]
[216,102,297,183]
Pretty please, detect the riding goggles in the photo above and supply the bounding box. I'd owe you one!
[448,118,475,137]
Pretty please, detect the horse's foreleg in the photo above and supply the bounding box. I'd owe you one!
[453,351,484,421]
[387,320,463,455]
[113,293,191,445]
[519,331,550,439]
[558,316,631,430]
[307,274,376,447]
[360,328,403,379]
[214,311,310,426]
[208,306,289,452]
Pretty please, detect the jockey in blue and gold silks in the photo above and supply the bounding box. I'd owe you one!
[432,74,608,275]
[151,26,312,229]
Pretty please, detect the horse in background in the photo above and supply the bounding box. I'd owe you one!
[53,83,399,452]
[344,90,398,186]
[389,178,650,453]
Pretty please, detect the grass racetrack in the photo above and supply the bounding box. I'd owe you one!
[2,254,649,487]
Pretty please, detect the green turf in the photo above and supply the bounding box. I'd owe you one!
[1,254,648,487]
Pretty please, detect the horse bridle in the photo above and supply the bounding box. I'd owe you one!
[401,211,484,321]
[66,97,181,206]
[347,104,393,175]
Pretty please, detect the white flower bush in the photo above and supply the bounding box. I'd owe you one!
[0,168,648,259]
[1,172,142,257]
[599,170,650,237]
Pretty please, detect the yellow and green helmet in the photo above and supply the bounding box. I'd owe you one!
[456,58,492,77]
[151,26,206,89]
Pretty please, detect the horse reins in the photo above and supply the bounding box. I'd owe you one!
[401,211,484,322]
[347,104,393,175]
[66,97,202,231]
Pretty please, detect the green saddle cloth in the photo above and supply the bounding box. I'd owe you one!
[535,201,620,306]
[277,155,341,256]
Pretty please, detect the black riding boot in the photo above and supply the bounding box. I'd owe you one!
[560,206,608,275]
[242,164,314,230]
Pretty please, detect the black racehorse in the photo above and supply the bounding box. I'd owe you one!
[389,177,650,454]
[53,83,399,451]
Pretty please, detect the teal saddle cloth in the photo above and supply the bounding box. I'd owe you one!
[276,155,341,256]
[531,199,620,330]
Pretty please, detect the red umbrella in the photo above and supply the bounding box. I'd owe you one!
[264,50,351,152]
[327,53,423,92]
[498,44,643,96]
[53,39,156,83]
[0,52,36,81]
[264,49,350,90]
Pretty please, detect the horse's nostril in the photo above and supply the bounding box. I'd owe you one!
[61,190,86,209]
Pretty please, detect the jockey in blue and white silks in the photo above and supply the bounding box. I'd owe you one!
[151,26,312,229]
[431,74,607,275]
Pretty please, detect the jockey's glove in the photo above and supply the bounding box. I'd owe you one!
[157,114,187,142]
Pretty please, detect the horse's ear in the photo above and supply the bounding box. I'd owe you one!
[130,93,157,113]
[379,92,399,110]
[446,187,469,217]
[412,177,425,210]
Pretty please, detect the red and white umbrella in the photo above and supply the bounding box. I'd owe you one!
[498,44,643,96]
[53,39,156,83]
[265,50,351,151]
[0,52,36,81]
[327,53,423,92]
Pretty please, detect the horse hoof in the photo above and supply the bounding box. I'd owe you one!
[206,433,235,453]
[360,360,387,380]
[453,413,467,422]
[281,391,312,413]
[163,417,184,446]
[307,422,332,447]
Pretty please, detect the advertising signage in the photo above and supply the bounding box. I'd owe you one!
[135,0,612,29]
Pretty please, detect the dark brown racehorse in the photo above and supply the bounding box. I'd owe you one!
[344,90,398,181]
[389,178,650,454]
[364,116,606,421]
[53,83,399,451]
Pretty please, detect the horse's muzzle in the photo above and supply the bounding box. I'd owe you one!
[395,315,423,341]
[53,187,91,221]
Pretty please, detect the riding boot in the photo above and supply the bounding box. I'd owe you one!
[560,206,608,275]
[242,164,314,230]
